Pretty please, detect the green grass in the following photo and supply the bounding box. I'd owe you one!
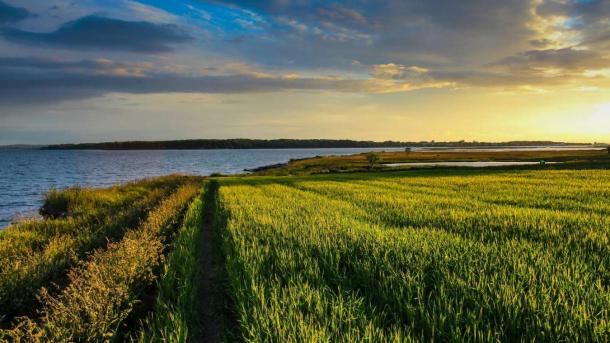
[135,182,209,342]
[215,168,610,341]
[2,155,610,342]
[255,149,610,175]
[3,182,200,341]
[0,175,197,326]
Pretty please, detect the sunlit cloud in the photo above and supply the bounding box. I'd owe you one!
[1,0,609,143]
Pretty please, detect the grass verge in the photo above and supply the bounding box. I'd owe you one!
[0,175,193,325]
[1,182,200,341]
[135,183,207,342]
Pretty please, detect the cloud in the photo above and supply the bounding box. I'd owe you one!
[0,73,346,106]
[0,56,154,77]
[2,55,609,107]
[372,63,430,79]
[317,4,368,26]
[186,0,610,92]
[535,0,610,50]
[0,1,29,25]
[0,57,456,106]
[363,63,452,92]
[208,0,535,68]
[537,0,610,23]
[2,0,609,106]
[529,38,554,48]
[1,15,192,53]
[493,47,610,73]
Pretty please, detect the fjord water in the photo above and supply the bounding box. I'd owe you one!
[0,148,403,228]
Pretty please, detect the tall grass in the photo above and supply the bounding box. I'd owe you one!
[0,175,192,325]
[217,169,610,341]
[2,182,200,341]
[135,182,210,342]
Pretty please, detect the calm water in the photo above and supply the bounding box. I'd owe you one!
[0,148,403,228]
[0,146,603,228]
[384,161,561,167]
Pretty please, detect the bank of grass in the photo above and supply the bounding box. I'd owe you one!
[216,168,610,341]
[0,175,195,326]
[2,182,200,341]
[135,183,208,342]
[256,149,610,175]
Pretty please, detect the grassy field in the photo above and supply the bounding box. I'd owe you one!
[1,151,610,341]
[0,176,200,326]
[136,184,208,342]
[6,183,200,341]
[215,167,610,341]
[0,175,202,340]
[256,149,610,175]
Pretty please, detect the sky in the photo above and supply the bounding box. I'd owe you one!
[0,0,609,144]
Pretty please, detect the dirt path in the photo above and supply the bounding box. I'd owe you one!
[193,182,224,342]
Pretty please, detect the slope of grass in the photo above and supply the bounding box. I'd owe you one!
[256,149,609,175]
[2,182,200,341]
[216,168,610,341]
[135,182,209,342]
[0,175,195,326]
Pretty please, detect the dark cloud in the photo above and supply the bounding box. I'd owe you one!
[537,0,610,51]
[0,57,347,106]
[0,57,449,106]
[317,4,368,26]
[0,73,352,106]
[529,39,553,48]
[0,57,152,77]
[210,0,535,68]
[1,54,606,107]
[0,1,29,25]
[219,0,530,30]
[434,70,575,89]
[1,15,192,53]
[537,0,610,22]
[2,0,609,107]
[0,56,114,70]
[202,0,610,80]
[493,47,610,72]
[584,33,610,50]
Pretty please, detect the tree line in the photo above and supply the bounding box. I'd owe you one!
[42,139,593,150]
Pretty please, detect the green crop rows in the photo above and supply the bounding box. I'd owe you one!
[2,167,610,342]
[217,169,610,341]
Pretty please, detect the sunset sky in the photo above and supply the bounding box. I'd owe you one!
[1,0,609,144]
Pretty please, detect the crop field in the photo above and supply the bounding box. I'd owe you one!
[1,165,610,342]
[216,168,610,341]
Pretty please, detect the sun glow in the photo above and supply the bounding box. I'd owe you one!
[582,103,610,137]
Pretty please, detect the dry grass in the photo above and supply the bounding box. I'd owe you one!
[0,176,197,326]
[258,149,609,175]
[1,181,200,341]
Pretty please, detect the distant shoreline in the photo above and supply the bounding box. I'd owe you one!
[35,139,604,151]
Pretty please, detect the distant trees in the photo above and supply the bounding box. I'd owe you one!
[43,139,409,150]
[365,152,381,168]
[42,139,592,151]
[607,146,610,154]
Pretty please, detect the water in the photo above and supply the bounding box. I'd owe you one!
[0,146,603,228]
[0,147,403,228]
[412,145,606,152]
[384,161,561,167]
[409,146,604,152]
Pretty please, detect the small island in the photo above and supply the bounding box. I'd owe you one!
[42,138,599,150]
